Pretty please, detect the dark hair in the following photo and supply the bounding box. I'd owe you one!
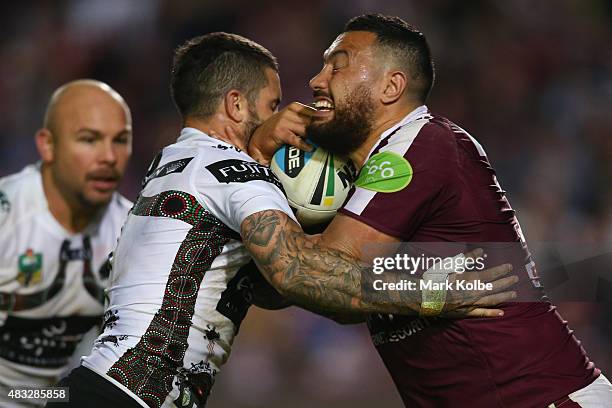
[170,32,278,119]
[344,14,435,102]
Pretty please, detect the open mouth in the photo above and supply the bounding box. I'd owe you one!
[89,178,118,191]
[87,170,119,192]
[312,99,335,121]
[313,100,335,111]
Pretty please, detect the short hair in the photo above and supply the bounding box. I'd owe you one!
[344,14,435,102]
[170,32,278,119]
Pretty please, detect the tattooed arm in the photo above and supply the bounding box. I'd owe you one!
[241,210,518,317]
[241,209,417,315]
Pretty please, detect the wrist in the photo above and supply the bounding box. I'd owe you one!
[419,267,452,317]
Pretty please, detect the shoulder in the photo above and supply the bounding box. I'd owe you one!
[174,131,247,163]
[351,115,458,199]
[95,192,132,235]
[367,116,461,177]
[0,165,45,229]
[383,115,456,155]
[172,136,258,178]
[197,140,251,168]
[0,164,40,191]
[110,193,133,215]
[199,144,283,191]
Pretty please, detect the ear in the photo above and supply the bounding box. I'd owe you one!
[224,90,248,123]
[35,128,55,163]
[380,70,407,105]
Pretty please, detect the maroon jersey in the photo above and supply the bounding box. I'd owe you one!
[339,106,599,407]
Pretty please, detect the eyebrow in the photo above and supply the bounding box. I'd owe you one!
[75,128,131,138]
[75,128,103,138]
[323,49,349,63]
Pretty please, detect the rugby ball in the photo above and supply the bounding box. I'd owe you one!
[270,145,356,226]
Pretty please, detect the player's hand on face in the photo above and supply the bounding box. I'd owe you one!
[438,248,519,318]
[248,102,316,165]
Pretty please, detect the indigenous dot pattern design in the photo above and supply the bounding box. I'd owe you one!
[107,190,234,408]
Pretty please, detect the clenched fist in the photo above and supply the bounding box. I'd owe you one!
[248,102,317,165]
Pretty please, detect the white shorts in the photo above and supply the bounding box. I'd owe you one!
[548,374,612,407]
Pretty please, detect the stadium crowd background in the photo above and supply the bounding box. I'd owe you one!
[1,1,610,407]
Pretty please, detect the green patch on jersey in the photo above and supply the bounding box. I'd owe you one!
[355,151,413,193]
[18,249,42,286]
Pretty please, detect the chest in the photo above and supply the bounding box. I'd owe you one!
[0,217,114,316]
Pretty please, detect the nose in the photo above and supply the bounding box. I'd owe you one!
[99,139,117,165]
[309,67,329,92]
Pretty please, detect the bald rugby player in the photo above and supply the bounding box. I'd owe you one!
[0,80,132,407]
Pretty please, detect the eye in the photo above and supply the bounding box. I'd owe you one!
[114,135,130,144]
[76,130,101,144]
[78,135,96,144]
[328,52,349,73]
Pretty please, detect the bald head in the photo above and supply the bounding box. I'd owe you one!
[43,79,131,135]
[36,79,132,215]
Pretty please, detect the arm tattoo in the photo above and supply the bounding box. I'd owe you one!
[242,211,279,247]
[242,210,422,315]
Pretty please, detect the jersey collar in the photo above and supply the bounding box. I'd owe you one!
[177,127,236,151]
[177,127,213,143]
[364,105,430,161]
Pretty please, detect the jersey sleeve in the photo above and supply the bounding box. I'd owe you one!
[0,188,18,286]
[196,156,297,233]
[339,122,452,240]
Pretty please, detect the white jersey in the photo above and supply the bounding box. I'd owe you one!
[0,164,131,406]
[82,128,296,408]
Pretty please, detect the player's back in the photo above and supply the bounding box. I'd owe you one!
[83,128,263,407]
[344,110,599,407]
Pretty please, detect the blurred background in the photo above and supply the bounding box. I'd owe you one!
[1,1,611,407]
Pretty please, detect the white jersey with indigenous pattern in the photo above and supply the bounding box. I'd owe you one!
[0,164,131,406]
[82,127,296,408]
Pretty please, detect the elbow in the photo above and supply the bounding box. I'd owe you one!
[268,275,303,304]
[270,276,291,298]
[329,314,365,325]
[330,317,355,325]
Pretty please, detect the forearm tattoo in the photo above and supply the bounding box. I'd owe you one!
[241,210,422,315]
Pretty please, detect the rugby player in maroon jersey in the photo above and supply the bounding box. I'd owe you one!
[248,13,612,408]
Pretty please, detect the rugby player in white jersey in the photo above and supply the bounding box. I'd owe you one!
[52,33,518,408]
[0,79,132,407]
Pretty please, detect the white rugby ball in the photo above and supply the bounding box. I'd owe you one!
[270,145,356,226]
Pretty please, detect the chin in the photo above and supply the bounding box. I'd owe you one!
[311,115,333,126]
[81,191,114,208]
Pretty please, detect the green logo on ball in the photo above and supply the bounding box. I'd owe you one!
[355,151,412,192]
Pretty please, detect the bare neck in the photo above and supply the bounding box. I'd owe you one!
[184,115,246,151]
[41,165,98,234]
[349,102,422,168]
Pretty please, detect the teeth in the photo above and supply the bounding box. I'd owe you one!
[314,100,334,110]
